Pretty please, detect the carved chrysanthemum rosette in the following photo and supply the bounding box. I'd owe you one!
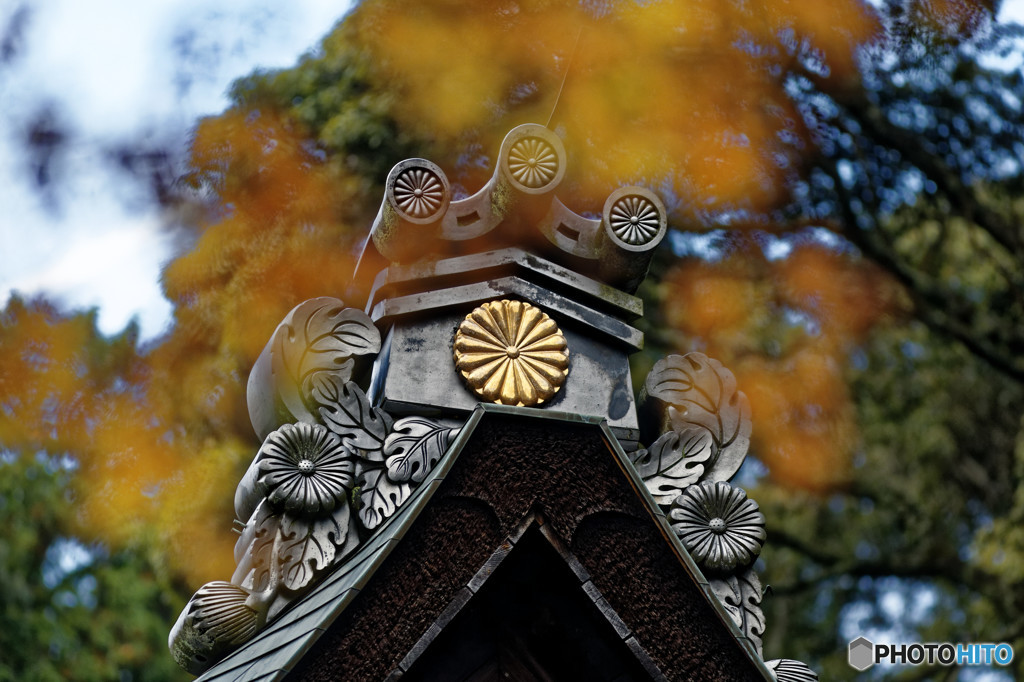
[394,168,444,218]
[453,300,569,407]
[385,158,450,223]
[602,186,667,252]
[500,124,565,193]
[670,480,766,572]
[255,422,355,516]
[508,137,558,188]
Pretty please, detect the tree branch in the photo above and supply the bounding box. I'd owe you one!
[820,162,1024,382]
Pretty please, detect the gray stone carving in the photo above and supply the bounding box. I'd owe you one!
[354,124,666,294]
[630,428,714,505]
[606,191,663,247]
[765,658,819,681]
[384,417,460,484]
[639,353,752,485]
[630,350,816,677]
[169,122,819,678]
[373,158,451,263]
[316,375,393,460]
[168,581,261,675]
[253,423,355,516]
[507,135,560,189]
[392,164,447,220]
[246,297,381,440]
[669,480,766,573]
[356,465,412,531]
[711,569,766,657]
[500,124,565,194]
[170,300,462,674]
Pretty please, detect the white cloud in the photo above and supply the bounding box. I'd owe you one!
[0,0,353,340]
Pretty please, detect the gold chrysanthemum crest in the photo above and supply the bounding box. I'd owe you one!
[453,300,568,407]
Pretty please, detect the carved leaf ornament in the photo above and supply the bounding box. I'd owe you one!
[453,300,568,406]
[630,428,714,505]
[711,569,767,657]
[173,300,463,674]
[314,375,392,460]
[248,298,381,440]
[385,417,459,484]
[642,353,752,484]
[282,302,378,405]
[357,466,412,531]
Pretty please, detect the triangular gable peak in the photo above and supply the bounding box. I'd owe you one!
[170,125,817,682]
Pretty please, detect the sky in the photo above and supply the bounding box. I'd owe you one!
[1,0,1023,343]
[0,0,353,340]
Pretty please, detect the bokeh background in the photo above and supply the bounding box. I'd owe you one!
[2,0,1024,679]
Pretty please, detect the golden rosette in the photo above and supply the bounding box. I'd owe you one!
[453,300,569,407]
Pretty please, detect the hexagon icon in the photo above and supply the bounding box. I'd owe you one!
[848,637,875,671]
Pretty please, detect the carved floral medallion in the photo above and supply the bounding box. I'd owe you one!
[453,300,568,407]
[609,193,661,246]
[256,422,355,516]
[393,166,445,219]
[669,480,766,572]
[507,137,559,188]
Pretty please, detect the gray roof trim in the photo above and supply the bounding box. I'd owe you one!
[369,276,644,351]
[200,405,772,680]
[598,421,773,677]
[199,408,487,681]
[368,247,644,320]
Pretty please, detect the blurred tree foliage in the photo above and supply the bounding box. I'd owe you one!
[1,0,1023,679]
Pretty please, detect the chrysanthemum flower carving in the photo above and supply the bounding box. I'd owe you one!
[609,194,661,246]
[255,422,355,516]
[670,480,766,572]
[507,137,559,189]
[453,300,569,407]
[393,167,445,219]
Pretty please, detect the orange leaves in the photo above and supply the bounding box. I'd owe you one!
[776,244,897,346]
[662,260,770,342]
[910,0,997,40]
[740,350,858,491]
[784,0,882,91]
[141,105,365,584]
[0,299,113,452]
[187,110,336,231]
[1,104,368,586]
[661,242,898,491]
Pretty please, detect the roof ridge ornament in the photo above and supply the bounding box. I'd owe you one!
[363,123,666,293]
[169,123,818,680]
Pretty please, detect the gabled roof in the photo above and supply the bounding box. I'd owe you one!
[198,405,772,681]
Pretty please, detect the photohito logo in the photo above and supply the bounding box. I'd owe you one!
[848,637,1014,671]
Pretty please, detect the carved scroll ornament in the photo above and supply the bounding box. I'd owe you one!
[171,298,462,674]
[630,351,816,677]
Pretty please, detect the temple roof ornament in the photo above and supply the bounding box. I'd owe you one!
[169,123,817,681]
